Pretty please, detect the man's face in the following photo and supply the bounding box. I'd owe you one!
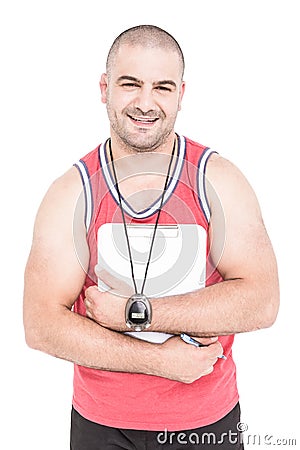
[100,44,185,151]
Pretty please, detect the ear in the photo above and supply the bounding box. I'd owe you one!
[178,81,186,111]
[99,73,108,104]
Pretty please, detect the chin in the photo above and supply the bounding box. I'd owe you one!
[119,130,172,153]
[119,136,159,152]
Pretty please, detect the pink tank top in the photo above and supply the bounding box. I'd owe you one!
[72,135,239,431]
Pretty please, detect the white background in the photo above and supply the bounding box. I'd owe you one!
[0,0,299,448]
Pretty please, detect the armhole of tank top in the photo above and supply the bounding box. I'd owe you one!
[197,148,218,223]
[73,160,93,232]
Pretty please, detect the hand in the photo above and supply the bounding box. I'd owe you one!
[158,336,223,384]
[84,285,127,331]
[84,266,134,330]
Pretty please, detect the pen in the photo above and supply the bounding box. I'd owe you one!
[180,333,227,360]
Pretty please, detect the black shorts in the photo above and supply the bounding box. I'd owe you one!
[70,403,244,449]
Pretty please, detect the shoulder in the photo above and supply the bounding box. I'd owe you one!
[34,167,85,236]
[206,154,260,206]
[44,166,84,204]
[206,153,245,178]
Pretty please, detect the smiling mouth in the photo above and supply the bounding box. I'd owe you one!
[127,114,159,126]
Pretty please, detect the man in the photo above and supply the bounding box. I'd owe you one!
[23,25,279,449]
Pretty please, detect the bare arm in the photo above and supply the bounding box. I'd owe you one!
[85,155,279,336]
[23,167,222,382]
[150,155,280,336]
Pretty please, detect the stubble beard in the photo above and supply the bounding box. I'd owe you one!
[106,104,177,153]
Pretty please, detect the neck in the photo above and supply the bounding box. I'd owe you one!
[107,134,178,182]
[108,135,177,215]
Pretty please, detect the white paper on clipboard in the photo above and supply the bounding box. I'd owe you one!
[97,223,207,343]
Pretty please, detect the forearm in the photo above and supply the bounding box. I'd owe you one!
[150,278,279,336]
[25,306,162,376]
[84,272,279,337]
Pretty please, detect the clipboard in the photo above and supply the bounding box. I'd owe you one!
[97,223,207,343]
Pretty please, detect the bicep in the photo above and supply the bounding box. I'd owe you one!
[24,167,89,317]
[207,157,277,282]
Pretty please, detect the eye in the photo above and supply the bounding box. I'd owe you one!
[121,83,140,89]
[155,85,173,92]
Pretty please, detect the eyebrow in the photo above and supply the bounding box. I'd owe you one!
[116,75,143,84]
[116,75,177,88]
[154,80,177,89]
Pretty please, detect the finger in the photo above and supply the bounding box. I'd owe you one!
[84,297,91,309]
[85,285,99,298]
[191,336,218,346]
[84,298,91,316]
[206,341,224,360]
[85,305,93,319]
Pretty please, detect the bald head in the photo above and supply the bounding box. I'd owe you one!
[106,25,185,80]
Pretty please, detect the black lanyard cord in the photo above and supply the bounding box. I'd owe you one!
[108,138,176,295]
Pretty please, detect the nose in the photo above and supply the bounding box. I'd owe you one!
[134,84,156,113]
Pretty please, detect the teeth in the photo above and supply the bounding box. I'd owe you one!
[130,116,157,122]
